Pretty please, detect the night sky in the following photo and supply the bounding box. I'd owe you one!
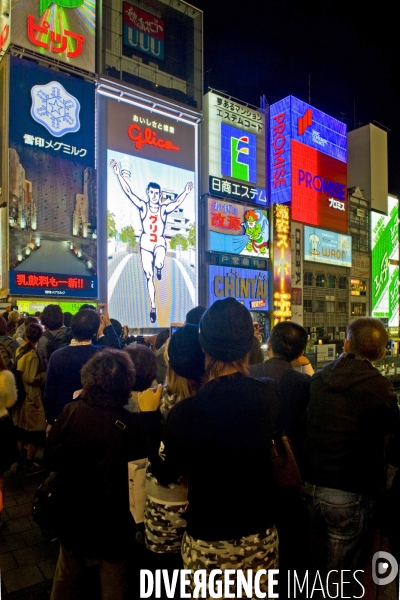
[192,0,400,197]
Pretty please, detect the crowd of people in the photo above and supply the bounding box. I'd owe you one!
[0,300,399,599]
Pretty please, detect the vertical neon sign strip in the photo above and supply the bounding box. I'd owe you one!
[273,203,292,323]
[270,97,292,205]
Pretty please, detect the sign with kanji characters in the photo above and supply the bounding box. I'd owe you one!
[10,0,96,73]
[10,271,97,297]
[202,91,266,205]
[123,2,164,60]
[208,265,268,311]
[8,56,97,299]
[104,95,198,329]
[207,198,269,258]
[273,203,292,324]
[270,96,348,233]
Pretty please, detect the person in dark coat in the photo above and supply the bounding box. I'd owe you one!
[46,349,147,600]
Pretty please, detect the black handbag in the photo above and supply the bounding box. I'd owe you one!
[32,472,62,536]
[270,432,303,489]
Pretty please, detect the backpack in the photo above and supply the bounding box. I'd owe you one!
[0,338,16,369]
[44,330,69,362]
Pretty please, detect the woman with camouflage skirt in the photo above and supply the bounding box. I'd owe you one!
[139,298,280,598]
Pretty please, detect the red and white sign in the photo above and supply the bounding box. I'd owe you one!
[291,140,348,233]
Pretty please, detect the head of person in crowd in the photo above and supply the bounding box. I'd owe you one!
[248,334,264,365]
[63,312,73,328]
[2,311,9,322]
[0,356,17,416]
[0,316,8,336]
[185,305,206,325]
[268,321,308,361]
[34,311,41,319]
[345,317,388,362]
[17,317,25,328]
[199,298,254,380]
[71,309,100,342]
[110,318,123,339]
[41,304,63,331]
[79,304,96,312]
[155,329,169,351]
[25,323,43,347]
[166,323,205,398]
[24,316,39,327]
[124,345,157,391]
[81,349,136,409]
[7,311,20,330]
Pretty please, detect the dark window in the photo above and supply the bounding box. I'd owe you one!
[304,272,313,286]
[316,274,325,287]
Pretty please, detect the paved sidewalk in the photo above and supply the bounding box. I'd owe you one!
[0,451,56,600]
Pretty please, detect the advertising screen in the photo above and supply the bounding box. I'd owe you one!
[204,92,266,206]
[207,198,269,258]
[371,197,399,323]
[106,98,197,329]
[304,226,352,267]
[8,56,97,298]
[16,299,97,315]
[208,265,268,311]
[0,0,10,57]
[290,222,303,325]
[273,203,291,323]
[270,96,347,231]
[10,0,96,73]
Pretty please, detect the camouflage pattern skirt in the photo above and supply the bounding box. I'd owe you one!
[181,527,279,599]
[144,497,187,554]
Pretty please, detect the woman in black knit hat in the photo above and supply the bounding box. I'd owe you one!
[139,298,279,598]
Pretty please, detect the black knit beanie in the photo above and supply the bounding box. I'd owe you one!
[199,298,254,361]
[168,324,205,381]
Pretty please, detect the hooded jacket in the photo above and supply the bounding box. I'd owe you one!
[303,353,399,498]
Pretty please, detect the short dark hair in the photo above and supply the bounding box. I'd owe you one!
[124,345,157,391]
[63,312,73,327]
[186,305,206,325]
[79,304,96,311]
[346,317,388,361]
[24,316,39,327]
[0,316,7,335]
[248,335,264,365]
[110,318,123,338]
[25,323,43,344]
[81,350,136,409]
[41,304,63,330]
[146,182,161,193]
[270,321,308,361]
[155,329,169,350]
[71,309,100,342]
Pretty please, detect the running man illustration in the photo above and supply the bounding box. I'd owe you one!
[110,159,194,323]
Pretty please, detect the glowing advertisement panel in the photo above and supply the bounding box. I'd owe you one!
[208,266,268,311]
[123,2,165,60]
[270,95,347,207]
[8,56,97,298]
[16,298,97,315]
[304,226,352,267]
[10,0,96,73]
[0,0,10,57]
[106,99,197,329]
[207,198,269,258]
[273,203,291,323]
[205,92,266,206]
[371,197,399,322]
[291,141,348,233]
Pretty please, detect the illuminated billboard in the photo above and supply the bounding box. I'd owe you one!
[123,2,164,60]
[273,203,291,323]
[207,198,269,258]
[270,96,348,233]
[0,0,10,57]
[10,0,96,73]
[16,299,97,315]
[8,56,97,298]
[105,98,197,329]
[304,226,352,267]
[371,196,399,324]
[203,91,266,206]
[208,266,268,311]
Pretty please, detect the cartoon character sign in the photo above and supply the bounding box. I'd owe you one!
[243,209,269,255]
